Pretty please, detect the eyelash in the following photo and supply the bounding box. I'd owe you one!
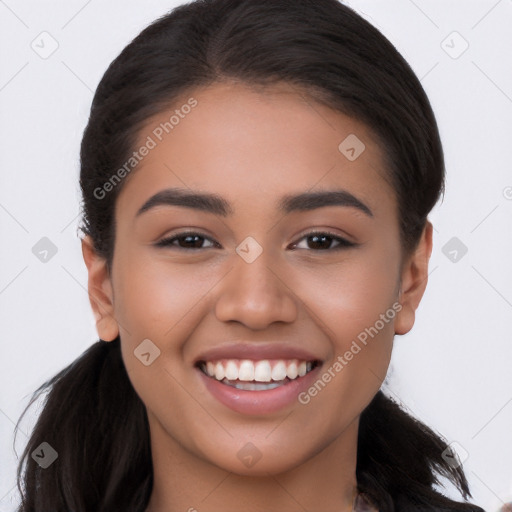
[155,230,356,251]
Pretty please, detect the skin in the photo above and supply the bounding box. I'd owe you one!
[82,80,432,512]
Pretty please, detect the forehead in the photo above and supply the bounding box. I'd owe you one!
[116,80,397,221]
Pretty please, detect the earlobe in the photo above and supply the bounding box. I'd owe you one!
[394,221,433,336]
[81,235,119,342]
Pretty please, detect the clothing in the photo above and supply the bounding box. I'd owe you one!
[354,492,379,512]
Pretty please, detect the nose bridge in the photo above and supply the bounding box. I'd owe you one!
[214,237,297,328]
[235,244,280,293]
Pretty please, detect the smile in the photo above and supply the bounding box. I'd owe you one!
[197,358,320,391]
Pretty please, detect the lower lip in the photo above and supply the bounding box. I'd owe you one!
[196,364,322,415]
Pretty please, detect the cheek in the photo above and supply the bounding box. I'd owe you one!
[112,254,218,425]
[113,251,219,342]
[291,249,400,342]
[291,254,398,434]
[288,248,399,409]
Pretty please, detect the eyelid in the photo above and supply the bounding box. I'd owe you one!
[292,227,356,245]
[289,230,356,250]
[155,230,218,249]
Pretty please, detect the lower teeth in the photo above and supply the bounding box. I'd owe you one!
[221,378,290,390]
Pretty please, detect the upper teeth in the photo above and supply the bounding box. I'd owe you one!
[201,359,314,382]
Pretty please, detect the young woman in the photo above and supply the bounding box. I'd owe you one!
[14,0,487,510]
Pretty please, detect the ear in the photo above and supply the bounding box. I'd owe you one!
[81,235,119,342]
[394,220,433,335]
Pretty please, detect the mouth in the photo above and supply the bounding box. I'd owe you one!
[195,358,322,391]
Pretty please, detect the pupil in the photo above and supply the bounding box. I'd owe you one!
[183,235,202,248]
[310,234,330,249]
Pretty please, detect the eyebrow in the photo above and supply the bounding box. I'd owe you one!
[135,187,373,218]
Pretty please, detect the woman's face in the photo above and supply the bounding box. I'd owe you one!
[86,81,429,476]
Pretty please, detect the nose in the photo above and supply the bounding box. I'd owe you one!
[214,247,298,330]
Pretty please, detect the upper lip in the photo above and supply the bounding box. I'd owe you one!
[194,343,323,365]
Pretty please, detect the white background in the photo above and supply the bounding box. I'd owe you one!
[0,1,511,511]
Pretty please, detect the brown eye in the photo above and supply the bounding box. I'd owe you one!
[290,231,356,251]
[155,232,218,250]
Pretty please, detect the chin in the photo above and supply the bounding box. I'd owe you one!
[205,445,312,477]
